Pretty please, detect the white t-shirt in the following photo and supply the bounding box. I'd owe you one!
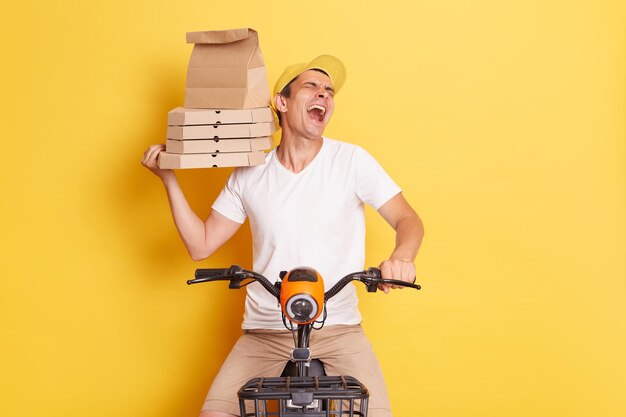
[212,137,401,329]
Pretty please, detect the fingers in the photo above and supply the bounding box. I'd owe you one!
[141,144,174,181]
[378,282,390,294]
[141,144,166,171]
[378,259,416,291]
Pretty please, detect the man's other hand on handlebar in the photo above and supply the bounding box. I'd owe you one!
[377,259,416,294]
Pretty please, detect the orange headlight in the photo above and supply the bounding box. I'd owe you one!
[280,267,325,325]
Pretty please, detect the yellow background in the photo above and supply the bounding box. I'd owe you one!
[1,1,624,416]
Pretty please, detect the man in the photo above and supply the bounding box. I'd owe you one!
[141,55,424,417]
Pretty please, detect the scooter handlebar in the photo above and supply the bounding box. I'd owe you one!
[323,268,420,301]
[188,266,420,301]
[188,265,280,298]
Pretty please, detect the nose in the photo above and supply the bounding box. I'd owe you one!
[317,88,329,98]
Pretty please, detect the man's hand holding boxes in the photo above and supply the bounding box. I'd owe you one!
[158,28,275,169]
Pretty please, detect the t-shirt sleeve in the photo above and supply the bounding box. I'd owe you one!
[211,169,247,224]
[354,147,402,210]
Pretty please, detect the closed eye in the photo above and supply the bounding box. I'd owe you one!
[302,81,334,96]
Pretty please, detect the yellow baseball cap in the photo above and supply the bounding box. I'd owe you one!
[272,55,347,99]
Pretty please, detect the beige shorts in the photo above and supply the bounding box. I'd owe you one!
[201,324,392,417]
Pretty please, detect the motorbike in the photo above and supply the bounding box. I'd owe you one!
[188,265,421,416]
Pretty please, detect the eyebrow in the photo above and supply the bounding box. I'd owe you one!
[303,81,335,93]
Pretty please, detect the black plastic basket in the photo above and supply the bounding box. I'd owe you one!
[238,375,369,417]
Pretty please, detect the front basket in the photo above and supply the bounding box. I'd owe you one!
[238,375,369,417]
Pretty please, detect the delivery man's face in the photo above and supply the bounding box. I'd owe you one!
[281,70,335,139]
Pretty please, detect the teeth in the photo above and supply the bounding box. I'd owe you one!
[307,105,326,115]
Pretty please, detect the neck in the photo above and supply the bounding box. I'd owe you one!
[276,129,324,173]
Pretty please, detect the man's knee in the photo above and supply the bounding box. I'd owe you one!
[199,410,238,417]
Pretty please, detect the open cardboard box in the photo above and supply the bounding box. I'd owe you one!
[166,137,272,154]
[158,151,266,169]
[168,107,273,126]
[167,122,275,140]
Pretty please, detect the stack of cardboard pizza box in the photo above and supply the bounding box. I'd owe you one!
[159,28,276,169]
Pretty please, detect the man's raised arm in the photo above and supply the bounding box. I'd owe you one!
[141,144,242,261]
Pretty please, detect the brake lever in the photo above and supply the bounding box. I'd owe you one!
[361,267,421,292]
[187,275,230,285]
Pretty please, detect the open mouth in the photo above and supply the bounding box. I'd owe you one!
[307,104,326,122]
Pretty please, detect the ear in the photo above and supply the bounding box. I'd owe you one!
[274,94,288,113]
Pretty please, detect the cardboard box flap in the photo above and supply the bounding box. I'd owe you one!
[186,28,251,45]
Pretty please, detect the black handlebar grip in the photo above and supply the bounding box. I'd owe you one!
[194,268,230,279]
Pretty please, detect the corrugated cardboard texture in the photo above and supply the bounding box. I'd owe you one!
[166,122,275,140]
[184,28,270,109]
[168,107,274,126]
[166,137,272,154]
[158,151,266,169]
